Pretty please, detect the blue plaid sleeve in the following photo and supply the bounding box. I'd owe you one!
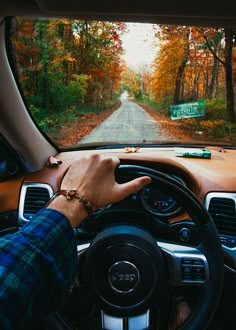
[0,208,77,330]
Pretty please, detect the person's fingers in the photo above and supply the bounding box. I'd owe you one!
[118,176,152,200]
[111,156,120,169]
[102,155,120,170]
[109,155,120,165]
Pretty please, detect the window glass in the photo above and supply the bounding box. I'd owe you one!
[10,17,236,148]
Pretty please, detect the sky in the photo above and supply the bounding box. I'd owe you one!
[121,22,158,70]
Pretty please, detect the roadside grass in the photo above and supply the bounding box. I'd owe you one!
[29,99,120,136]
[30,98,121,147]
[136,96,236,143]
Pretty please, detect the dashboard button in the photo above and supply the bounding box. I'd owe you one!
[179,227,191,242]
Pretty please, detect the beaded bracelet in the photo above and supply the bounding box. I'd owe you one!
[47,189,93,216]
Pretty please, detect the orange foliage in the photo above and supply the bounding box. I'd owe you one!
[152,25,226,102]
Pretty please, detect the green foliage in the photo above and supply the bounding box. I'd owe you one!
[29,105,56,132]
[26,95,44,109]
[27,74,89,112]
[13,17,126,130]
[28,99,119,135]
[205,98,227,120]
[47,82,75,112]
[120,85,130,93]
[134,88,142,99]
[67,74,89,103]
[135,95,172,116]
[158,96,173,115]
[29,105,47,122]
[75,104,101,115]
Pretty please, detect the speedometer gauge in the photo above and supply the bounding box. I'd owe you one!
[140,175,185,217]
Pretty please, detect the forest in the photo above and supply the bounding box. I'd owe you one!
[10,17,236,144]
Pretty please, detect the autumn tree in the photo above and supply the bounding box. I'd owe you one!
[152,27,188,103]
[173,28,190,104]
[200,27,235,122]
[72,20,126,103]
[12,17,127,111]
[152,23,235,121]
[153,26,191,105]
[182,28,224,101]
[120,65,139,96]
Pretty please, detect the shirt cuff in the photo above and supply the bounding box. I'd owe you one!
[20,207,76,252]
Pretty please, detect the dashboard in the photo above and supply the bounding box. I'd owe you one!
[1,145,236,266]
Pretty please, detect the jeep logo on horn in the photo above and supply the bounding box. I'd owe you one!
[111,273,137,283]
[109,261,140,293]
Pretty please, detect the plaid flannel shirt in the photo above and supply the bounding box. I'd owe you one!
[0,208,77,329]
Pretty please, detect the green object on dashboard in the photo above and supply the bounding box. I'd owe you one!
[175,147,211,159]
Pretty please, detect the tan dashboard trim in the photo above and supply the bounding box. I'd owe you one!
[0,176,24,213]
[25,147,236,198]
[3,146,236,219]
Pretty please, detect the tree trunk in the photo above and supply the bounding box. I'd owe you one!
[191,66,199,101]
[202,29,234,119]
[214,59,220,96]
[207,49,219,99]
[173,30,190,104]
[224,28,235,123]
[42,63,49,109]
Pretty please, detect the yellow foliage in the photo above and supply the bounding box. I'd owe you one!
[152,34,186,100]
[200,120,225,129]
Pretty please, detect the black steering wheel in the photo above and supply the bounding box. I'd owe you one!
[65,165,224,330]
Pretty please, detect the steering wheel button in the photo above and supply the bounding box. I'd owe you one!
[179,228,191,242]
[182,266,192,274]
[181,257,193,264]
[193,274,205,281]
[182,275,193,281]
[193,265,204,273]
[193,259,204,265]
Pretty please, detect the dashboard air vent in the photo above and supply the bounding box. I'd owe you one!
[207,196,236,236]
[19,183,53,225]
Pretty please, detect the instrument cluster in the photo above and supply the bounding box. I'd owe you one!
[92,169,186,221]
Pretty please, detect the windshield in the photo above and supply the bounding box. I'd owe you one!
[9,17,236,148]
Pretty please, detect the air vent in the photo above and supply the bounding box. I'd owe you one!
[205,193,236,236]
[19,183,53,225]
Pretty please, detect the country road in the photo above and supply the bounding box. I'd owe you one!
[79,94,176,144]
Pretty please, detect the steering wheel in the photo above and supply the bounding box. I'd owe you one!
[71,165,224,330]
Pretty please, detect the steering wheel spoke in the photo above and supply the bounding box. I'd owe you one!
[101,309,151,330]
[158,241,209,286]
[77,242,90,255]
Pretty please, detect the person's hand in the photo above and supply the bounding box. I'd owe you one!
[61,153,151,209]
[48,153,152,227]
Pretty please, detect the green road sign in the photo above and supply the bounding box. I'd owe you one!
[170,101,205,120]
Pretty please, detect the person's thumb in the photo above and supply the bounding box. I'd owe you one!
[119,176,152,199]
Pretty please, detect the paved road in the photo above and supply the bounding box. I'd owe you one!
[79,96,175,144]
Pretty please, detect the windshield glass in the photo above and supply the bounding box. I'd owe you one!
[9,17,236,148]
